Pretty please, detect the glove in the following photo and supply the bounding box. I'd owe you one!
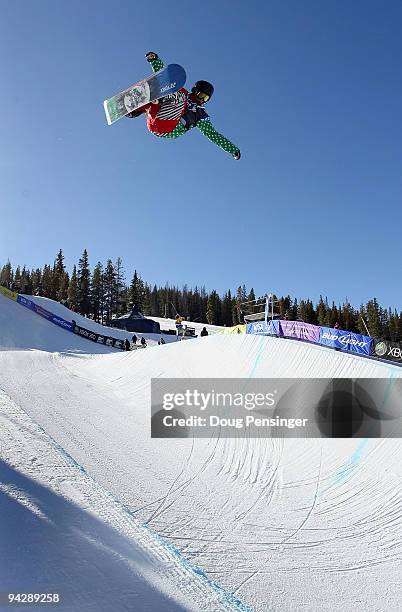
[233,150,241,160]
[146,51,158,62]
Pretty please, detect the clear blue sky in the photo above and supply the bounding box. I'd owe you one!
[1,0,401,310]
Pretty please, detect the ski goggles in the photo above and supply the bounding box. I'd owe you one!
[195,91,210,102]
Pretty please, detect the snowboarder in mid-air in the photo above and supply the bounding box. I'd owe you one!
[127,52,241,160]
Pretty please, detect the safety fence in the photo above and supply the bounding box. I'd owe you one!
[246,319,402,366]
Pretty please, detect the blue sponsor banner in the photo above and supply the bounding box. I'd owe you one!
[17,295,73,332]
[319,326,372,356]
[51,315,73,332]
[246,320,281,336]
[17,294,37,312]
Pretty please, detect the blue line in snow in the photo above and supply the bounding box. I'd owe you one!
[323,366,398,493]
[17,404,253,612]
[248,336,266,379]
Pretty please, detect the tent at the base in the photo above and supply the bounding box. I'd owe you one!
[109,305,160,334]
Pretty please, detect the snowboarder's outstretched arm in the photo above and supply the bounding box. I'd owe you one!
[146,51,164,73]
[197,118,241,159]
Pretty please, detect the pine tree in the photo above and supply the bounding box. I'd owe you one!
[77,249,91,316]
[120,285,129,315]
[381,308,391,341]
[67,266,79,311]
[341,301,356,331]
[103,260,117,321]
[379,306,389,339]
[129,270,145,311]
[388,310,399,342]
[235,285,247,323]
[247,288,256,303]
[150,284,159,316]
[186,288,194,320]
[20,266,32,294]
[58,272,69,304]
[231,298,240,325]
[279,295,291,320]
[41,264,54,298]
[221,290,233,326]
[14,266,22,292]
[0,261,13,288]
[55,249,64,276]
[142,283,152,315]
[206,290,221,325]
[194,289,203,321]
[291,298,298,320]
[179,284,189,318]
[298,299,308,322]
[366,298,382,337]
[115,257,126,316]
[307,299,317,324]
[199,286,208,321]
[53,249,69,302]
[316,296,327,326]
[31,268,42,296]
[91,262,105,323]
[329,301,340,328]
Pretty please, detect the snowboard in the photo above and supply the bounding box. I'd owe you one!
[104,64,186,126]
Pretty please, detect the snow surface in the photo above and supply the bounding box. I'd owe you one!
[0,293,115,354]
[0,390,243,612]
[1,293,402,611]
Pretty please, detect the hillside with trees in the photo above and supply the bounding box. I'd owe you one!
[1,250,401,341]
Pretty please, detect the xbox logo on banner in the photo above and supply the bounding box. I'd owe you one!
[375,341,387,357]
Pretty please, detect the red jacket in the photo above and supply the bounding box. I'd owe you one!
[145,88,189,135]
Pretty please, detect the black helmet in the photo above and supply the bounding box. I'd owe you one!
[192,80,214,100]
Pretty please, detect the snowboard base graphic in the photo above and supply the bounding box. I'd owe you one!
[104,64,186,125]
